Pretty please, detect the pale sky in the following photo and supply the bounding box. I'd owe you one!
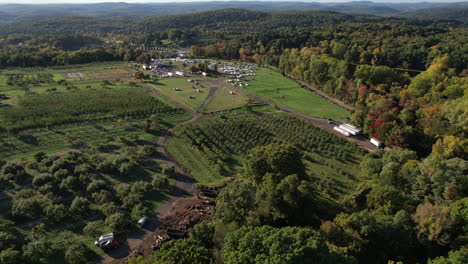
[0,0,465,3]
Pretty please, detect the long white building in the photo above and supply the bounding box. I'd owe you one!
[334,126,350,137]
[339,123,361,136]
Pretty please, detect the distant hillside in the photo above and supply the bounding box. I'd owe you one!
[0,8,464,36]
[0,1,467,23]
[400,6,468,23]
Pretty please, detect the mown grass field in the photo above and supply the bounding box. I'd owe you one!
[143,77,210,111]
[166,113,365,200]
[203,84,250,113]
[244,68,350,119]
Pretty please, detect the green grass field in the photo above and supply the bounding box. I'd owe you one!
[143,77,213,111]
[166,113,364,199]
[203,84,250,113]
[244,68,350,119]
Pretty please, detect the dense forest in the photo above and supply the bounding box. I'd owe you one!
[0,4,466,264]
[0,1,466,23]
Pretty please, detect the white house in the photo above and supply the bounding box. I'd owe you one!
[202,72,208,77]
[176,71,184,77]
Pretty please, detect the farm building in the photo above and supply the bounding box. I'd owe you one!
[370,138,382,148]
[333,126,350,137]
[176,71,184,77]
[338,124,361,136]
[167,72,174,77]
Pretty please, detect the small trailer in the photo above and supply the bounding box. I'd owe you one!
[370,138,382,148]
[137,216,149,228]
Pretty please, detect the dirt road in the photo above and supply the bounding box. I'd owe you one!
[99,87,201,264]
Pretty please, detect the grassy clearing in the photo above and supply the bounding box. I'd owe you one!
[167,113,364,200]
[203,104,277,117]
[244,68,349,119]
[203,84,250,113]
[143,77,210,111]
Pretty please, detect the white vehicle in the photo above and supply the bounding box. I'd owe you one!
[137,216,149,228]
[95,233,118,249]
[370,138,382,148]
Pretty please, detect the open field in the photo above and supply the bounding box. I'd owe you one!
[166,113,365,199]
[243,68,350,119]
[203,84,251,113]
[143,77,211,111]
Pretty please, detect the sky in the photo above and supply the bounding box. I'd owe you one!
[0,0,465,3]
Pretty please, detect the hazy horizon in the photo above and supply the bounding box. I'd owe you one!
[0,0,466,4]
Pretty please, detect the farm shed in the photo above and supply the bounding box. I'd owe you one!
[339,124,361,136]
[333,126,350,137]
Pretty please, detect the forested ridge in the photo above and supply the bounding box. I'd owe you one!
[0,8,465,36]
[0,1,466,23]
[0,5,466,264]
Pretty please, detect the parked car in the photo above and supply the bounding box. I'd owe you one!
[137,216,149,228]
[95,233,119,250]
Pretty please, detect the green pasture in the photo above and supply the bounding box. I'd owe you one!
[203,84,250,113]
[143,77,210,111]
[244,68,350,119]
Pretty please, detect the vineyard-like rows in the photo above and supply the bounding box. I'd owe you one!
[0,86,179,130]
[5,73,55,86]
[168,113,365,189]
